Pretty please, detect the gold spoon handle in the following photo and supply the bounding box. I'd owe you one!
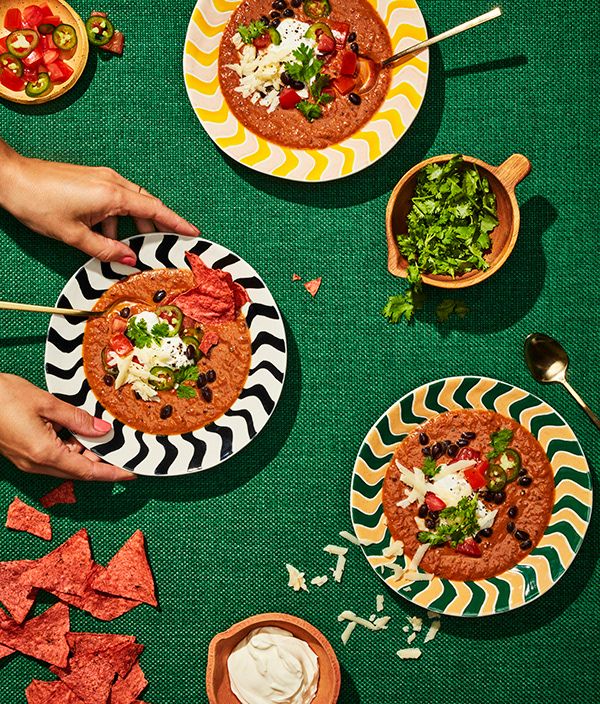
[561,379,600,430]
[381,7,502,68]
[0,300,96,318]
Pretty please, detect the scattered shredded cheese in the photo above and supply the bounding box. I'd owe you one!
[310,575,328,587]
[338,611,389,632]
[341,621,356,645]
[424,620,441,643]
[330,554,346,583]
[397,648,422,660]
[286,563,308,592]
[339,530,360,545]
[407,616,423,632]
[407,632,417,644]
[376,595,384,612]
[324,545,348,556]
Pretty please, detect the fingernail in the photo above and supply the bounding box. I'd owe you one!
[93,417,112,433]
[189,224,200,236]
[120,255,137,266]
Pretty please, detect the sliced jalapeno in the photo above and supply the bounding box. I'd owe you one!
[85,15,114,47]
[485,464,507,492]
[101,347,118,376]
[25,72,51,97]
[500,449,521,482]
[6,29,39,59]
[304,21,333,40]
[267,27,281,45]
[53,24,78,51]
[149,366,176,391]
[0,53,23,77]
[155,305,183,336]
[303,0,331,19]
[181,335,201,361]
[184,326,204,343]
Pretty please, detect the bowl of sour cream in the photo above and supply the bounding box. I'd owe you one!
[206,613,341,704]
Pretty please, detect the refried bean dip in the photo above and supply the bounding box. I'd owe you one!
[82,255,251,436]
[382,410,555,581]
[218,0,392,149]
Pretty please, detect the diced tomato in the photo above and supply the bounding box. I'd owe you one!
[40,14,61,26]
[109,333,134,357]
[0,67,25,91]
[424,492,446,512]
[450,446,482,464]
[253,33,271,50]
[22,48,44,68]
[332,75,355,96]
[0,36,8,54]
[99,30,124,55]
[38,5,53,17]
[110,316,128,334]
[47,59,71,83]
[22,66,39,82]
[23,5,45,27]
[475,458,489,475]
[279,87,302,109]
[340,50,357,76]
[455,538,482,558]
[464,467,487,491]
[317,32,336,54]
[40,33,56,51]
[328,20,349,49]
[4,8,22,31]
[42,48,59,65]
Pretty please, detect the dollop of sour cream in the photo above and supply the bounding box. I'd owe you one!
[227,627,319,704]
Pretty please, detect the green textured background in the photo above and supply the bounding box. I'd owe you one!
[0,0,598,702]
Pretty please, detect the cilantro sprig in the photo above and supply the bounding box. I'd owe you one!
[174,366,199,399]
[417,495,480,548]
[486,428,513,460]
[284,44,332,123]
[422,456,440,478]
[285,43,324,84]
[126,318,170,349]
[237,19,268,44]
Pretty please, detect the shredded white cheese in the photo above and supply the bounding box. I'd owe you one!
[424,620,441,643]
[341,621,356,645]
[407,616,423,632]
[337,611,389,632]
[407,632,417,644]
[310,575,328,587]
[339,530,360,546]
[376,595,384,612]
[397,648,422,660]
[286,564,308,592]
[408,543,430,571]
[324,545,348,556]
[330,554,346,583]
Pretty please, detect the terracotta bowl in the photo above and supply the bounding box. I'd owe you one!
[0,0,89,104]
[385,153,531,289]
[206,613,341,704]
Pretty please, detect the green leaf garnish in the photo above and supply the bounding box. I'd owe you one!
[417,495,480,548]
[296,100,322,122]
[309,73,333,105]
[174,365,199,385]
[382,288,424,323]
[126,318,171,348]
[487,428,513,459]
[285,43,324,85]
[422,456,439,478]
[176,385,197,399]
[237,19,267,44]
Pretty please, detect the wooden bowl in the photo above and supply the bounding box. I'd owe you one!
[385,153,531,289]
[0,0,89,104]
[206,613,341,704]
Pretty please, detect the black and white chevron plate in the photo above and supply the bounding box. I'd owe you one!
[44,234,287,476]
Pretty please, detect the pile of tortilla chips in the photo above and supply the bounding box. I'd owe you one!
[172,252,250,325]
[0,528,156,703]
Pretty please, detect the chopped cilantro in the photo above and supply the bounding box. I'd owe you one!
[436,298,469,323]
[309,73,333,105]
[417,495,480,548]
[176,385,197,399]
[151,321,171,338]
[382,288,424,323]
[126,317,171,349]
[237,19,267,44]
[422,456,439,478]
[487,428,513,459]
[296,100,322,122]
[285,44,324,85]
[174,365,199,385]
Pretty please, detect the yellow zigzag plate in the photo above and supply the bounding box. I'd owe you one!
[183,0,429,181]
[351,377,592,617]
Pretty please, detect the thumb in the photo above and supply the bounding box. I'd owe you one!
[43,396,113,438]
[71,225,137,266]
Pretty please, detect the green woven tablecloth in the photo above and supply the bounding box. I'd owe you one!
[0,0,598,701]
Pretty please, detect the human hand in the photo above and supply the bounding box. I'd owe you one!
[0,374,134,482]
[0,141,199,265]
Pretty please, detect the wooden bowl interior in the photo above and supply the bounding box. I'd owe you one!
[207,614,340,704]
[0,0,89,104]
[387,157,516,288]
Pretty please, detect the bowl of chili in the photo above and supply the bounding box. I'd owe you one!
[0,0,89,104]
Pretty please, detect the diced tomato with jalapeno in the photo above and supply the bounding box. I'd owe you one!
[22,48,43,68]
[455,538,482,558]
[328,20,349,49]
[279,87,302,109]
[23,5,45,28]
[317,32,335,53]
[424,492,446,512]
[40,14,61,27]
[464,458,489,491]
[47,59,72,83]
[332,75,355,96]
[109,333,134,357]
[4,8,21,31]
[253,32,271,50]
[0,66,24,90]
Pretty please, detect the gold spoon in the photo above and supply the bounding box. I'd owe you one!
[0,298,143,319]
[524,333,600,430]
[356,7,503,94]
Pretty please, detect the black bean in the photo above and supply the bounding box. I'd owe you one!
[514,529,530,542]
[518,475,532,487]
[185,345,196,360]
[347,31,357,43]
[103,375,114,386]
[119,307,130,319]
[520,539,532,550]
[482,490,495,502]
[206,369,217,383]
[431,442,443,460]
[347,92,361,106]
[280,71,291,85]
[270,17,280,26]
[492,491,506,505]
[196,373,207,388]
[441,440,450,449]
[201,386,213,402]
[457,438,468,447]
[350,42,359,53]
[417,504,428,518]
[518,467,528,477]
[507,506,518,519]
[282,8,294,16]
[160,405,173,419]
[425,518,436,530]
[291,0,301,6]
[473,534,482,543]
[447,444,459,458]
[134,391,142,400]
[418,432,429,445]
[290,78,304,90]
[260,14,270,23]
[272,0,285,9]
[270,10,280,18]
[153,290,166,303]
[421,446,431,457]
[480,527,493,538]
[462,431,476,440]
[506,521,515,533]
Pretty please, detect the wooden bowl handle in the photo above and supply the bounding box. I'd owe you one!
[493,153,531,191]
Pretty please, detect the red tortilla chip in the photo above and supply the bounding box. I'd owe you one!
[0,642,14,660]
[292,273,301,281]
[40,481,76,509]
[25,679,80,704]
[109,662,147,704]
[90,530,157,607]
[304,277,322,297]
[23,529,93,597]
[232,281,250,309]
[66,632,142,678]
[6,497,52,540]
[0,602,70,667]
[0,559,37,623]
[54,651,116,704]
[55,563,141,621]
[199,331,219,356]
